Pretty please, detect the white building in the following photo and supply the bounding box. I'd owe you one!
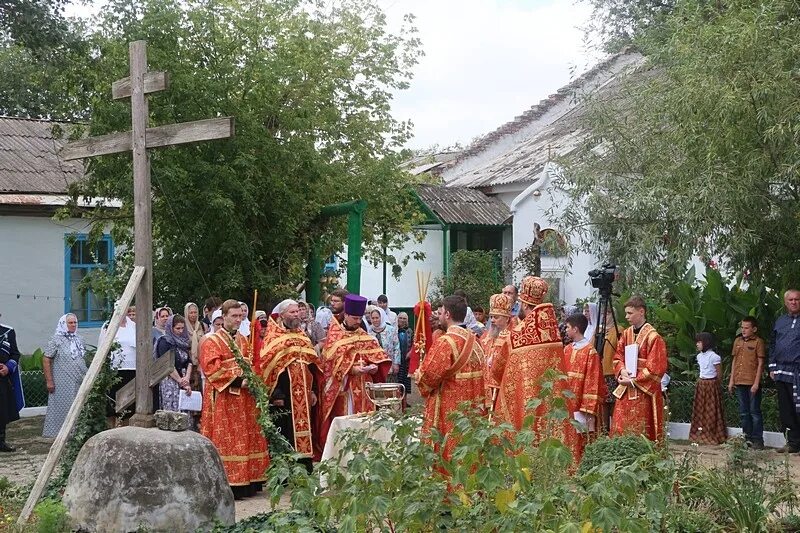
[356,51,645,309]
[0,117,115,353]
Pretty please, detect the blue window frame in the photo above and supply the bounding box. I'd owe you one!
[64,234,114,327]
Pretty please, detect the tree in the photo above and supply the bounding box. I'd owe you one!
[556,0,800,291]
[431,250,504,311]
[60,0,425,307]
[580,0,676,52]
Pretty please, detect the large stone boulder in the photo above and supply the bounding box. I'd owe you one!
[63,426,235,532]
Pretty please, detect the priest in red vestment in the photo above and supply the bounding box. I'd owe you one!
[200,299,269,499]
[611,296,668,441]
[416,295,485,460]
[315,294,391,459]
[483,293,513,413]
[562,313,604,464]
[258,299,319,471]
[491,276,567,438]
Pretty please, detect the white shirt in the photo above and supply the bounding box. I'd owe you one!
[100,318,137,370]
[697,350,721,379]
[316,307,333,330]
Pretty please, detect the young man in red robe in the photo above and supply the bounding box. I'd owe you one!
[491,276,567,438]
[200,299,269,499]
[611,295,669,441]
[258,299,319,472]
[315,294,391,459]
[562,312,604,464]
[483,293,513,414]
[415,294,486,460]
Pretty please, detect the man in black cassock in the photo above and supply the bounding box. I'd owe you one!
[0,318,21,452]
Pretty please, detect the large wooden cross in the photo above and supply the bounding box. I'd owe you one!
[61,40,234,427]
[18,39,234,525]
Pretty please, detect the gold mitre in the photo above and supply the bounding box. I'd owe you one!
[518,276,548,306]
[489,293,513,317]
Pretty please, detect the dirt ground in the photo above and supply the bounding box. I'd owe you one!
[2,415,799,523]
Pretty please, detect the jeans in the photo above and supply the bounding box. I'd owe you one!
[735,385,763,444]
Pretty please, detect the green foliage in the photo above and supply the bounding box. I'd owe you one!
[682,449,797,532]
[581,0,676,52]
[561,0,800,291]
[19,349,43,371]
[577,434,654,475]
[226,335,292,457]
[652,267,781,379]
[432,250,504,310]
[42,0,425,308]
[32,498,70,533]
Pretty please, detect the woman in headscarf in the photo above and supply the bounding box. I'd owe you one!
[154,315,193,413]
[368,306,401,377]
[184,303,204,388]
[298,301,326,354]
[238,302,251,337]
[583,303,599,346]
[100,303,137,426]
[43,313,88,437]
[152,306,172,346]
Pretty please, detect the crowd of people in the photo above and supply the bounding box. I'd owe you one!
[1,281,799,498]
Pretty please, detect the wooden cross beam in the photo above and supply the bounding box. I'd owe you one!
[60,40,234,428]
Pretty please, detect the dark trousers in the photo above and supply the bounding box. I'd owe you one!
[0,421,5,443]
[775,380,800,448]
[735,385,763,444]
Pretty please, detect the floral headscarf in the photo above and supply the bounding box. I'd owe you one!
[54,313,85,360]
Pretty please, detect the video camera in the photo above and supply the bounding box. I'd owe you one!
[588,263,617,295]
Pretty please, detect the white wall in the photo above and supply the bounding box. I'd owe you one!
[0,215,104,354]
[346,227,444,308]
[511,182,600,306]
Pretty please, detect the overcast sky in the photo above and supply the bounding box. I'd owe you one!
[379,0,598,149]
[68,0,598,150]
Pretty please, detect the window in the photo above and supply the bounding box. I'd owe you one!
[65,234,114,326]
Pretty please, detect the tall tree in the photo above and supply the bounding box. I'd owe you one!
[63,0,425,306]
[581,0,676,51]
[557,0,800,291]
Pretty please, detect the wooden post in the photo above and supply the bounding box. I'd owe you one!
[129,41,155,428]
[17,267,145,525]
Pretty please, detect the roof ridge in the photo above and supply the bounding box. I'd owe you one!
[0,115,87,125]
[446,48,636,169]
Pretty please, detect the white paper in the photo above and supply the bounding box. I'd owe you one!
[178,390,203,412]
[573,411,595,432]
[624,343,639,377]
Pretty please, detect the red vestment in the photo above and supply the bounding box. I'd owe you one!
[200,329,269,486]
[315,320,391,459]
[483,328,510,410]
[417,326,486,460]
[562,340,604,464]
[259,319,319,458]
[610,323,668,441]
[491,303,567,437]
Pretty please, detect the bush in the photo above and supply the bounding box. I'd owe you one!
[578,434,655,475]
[19,349,44,371]
[431,250,505,311]
[33,498,70,533]
[667,381,782,432]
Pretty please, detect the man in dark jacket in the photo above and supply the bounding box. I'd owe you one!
[0,317,21,452]
[769,289,800,453]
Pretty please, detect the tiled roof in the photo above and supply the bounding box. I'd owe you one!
[0,117,85,194]
[416,184,511,226]
[444,50,645,189]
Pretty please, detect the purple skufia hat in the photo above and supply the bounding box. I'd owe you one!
[344,294,368,316]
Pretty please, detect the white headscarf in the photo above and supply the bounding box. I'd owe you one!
[366,306,387,333]
[210,309,223,333]
[584,302,599,343]
[55,313,85,360]
[239,301,251,337]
